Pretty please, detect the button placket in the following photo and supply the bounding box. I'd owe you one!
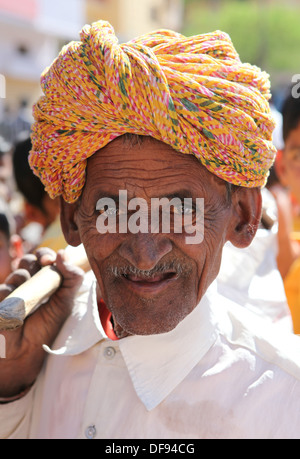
[81,342,121,438]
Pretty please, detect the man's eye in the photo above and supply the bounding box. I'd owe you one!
[173,204,194,215]
[287,148,300,163]
[98,206,119,216]
[292,151,300,163]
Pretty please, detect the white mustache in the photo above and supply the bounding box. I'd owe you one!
[108,262,185,279]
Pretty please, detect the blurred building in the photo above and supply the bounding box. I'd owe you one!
[86,0,184,42]
[0,0,183,142]
[0,0,86,141]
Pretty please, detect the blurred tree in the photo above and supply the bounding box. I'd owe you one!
[182,0,300,91]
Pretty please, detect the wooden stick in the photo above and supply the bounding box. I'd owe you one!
[0,249,90,331]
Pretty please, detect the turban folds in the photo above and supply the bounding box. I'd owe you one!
[30,20,276,203]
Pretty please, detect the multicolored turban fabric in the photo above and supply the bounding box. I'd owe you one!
[30,20,276,203]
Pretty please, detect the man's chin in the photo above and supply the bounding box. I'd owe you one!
[109,296,196,337]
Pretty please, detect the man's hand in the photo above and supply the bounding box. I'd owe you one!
[0,248,84,399]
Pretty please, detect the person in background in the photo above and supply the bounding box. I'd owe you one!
[0,136,13,203]
[271,90,300,333]
[12,137,67,252]
[0,198,23,283]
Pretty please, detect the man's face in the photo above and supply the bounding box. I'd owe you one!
[280,121,300,203]
[67,137,247,337]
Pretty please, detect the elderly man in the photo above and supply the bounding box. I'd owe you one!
[1,21,300,439]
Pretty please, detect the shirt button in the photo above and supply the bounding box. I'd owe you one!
[85,425,96,439]
[104,346,116,359]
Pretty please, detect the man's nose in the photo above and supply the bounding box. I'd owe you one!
[118,233,173,271]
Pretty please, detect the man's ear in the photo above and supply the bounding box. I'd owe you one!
[227,187,262,249]
[59,196,82,247]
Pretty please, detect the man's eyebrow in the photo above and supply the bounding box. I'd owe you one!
[286,144,300,150]
[94,189,198,202]
[161,190,196,200]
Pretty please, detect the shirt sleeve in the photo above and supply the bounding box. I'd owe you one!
[0,387,34,439]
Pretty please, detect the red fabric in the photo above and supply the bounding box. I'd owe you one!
[98,299,119,340]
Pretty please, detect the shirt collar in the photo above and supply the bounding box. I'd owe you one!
[44,272,219,410]
[118,284,219,410]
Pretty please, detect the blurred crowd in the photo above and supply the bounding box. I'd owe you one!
[0,106,68,286]
[266,91,300,334]
[0,87,300,332]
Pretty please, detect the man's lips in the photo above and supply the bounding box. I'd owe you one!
[120,271,179,294]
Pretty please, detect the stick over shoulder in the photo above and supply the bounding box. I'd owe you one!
[0,251,90,331]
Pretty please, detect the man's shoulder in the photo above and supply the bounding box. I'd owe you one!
[216,293,300,382]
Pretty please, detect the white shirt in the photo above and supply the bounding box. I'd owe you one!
[1,271,300,439]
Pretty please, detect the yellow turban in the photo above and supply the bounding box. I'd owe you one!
[30,20,276,203]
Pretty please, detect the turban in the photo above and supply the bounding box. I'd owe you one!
[30,20,276,203]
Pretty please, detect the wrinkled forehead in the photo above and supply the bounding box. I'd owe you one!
[83,135,229,201]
